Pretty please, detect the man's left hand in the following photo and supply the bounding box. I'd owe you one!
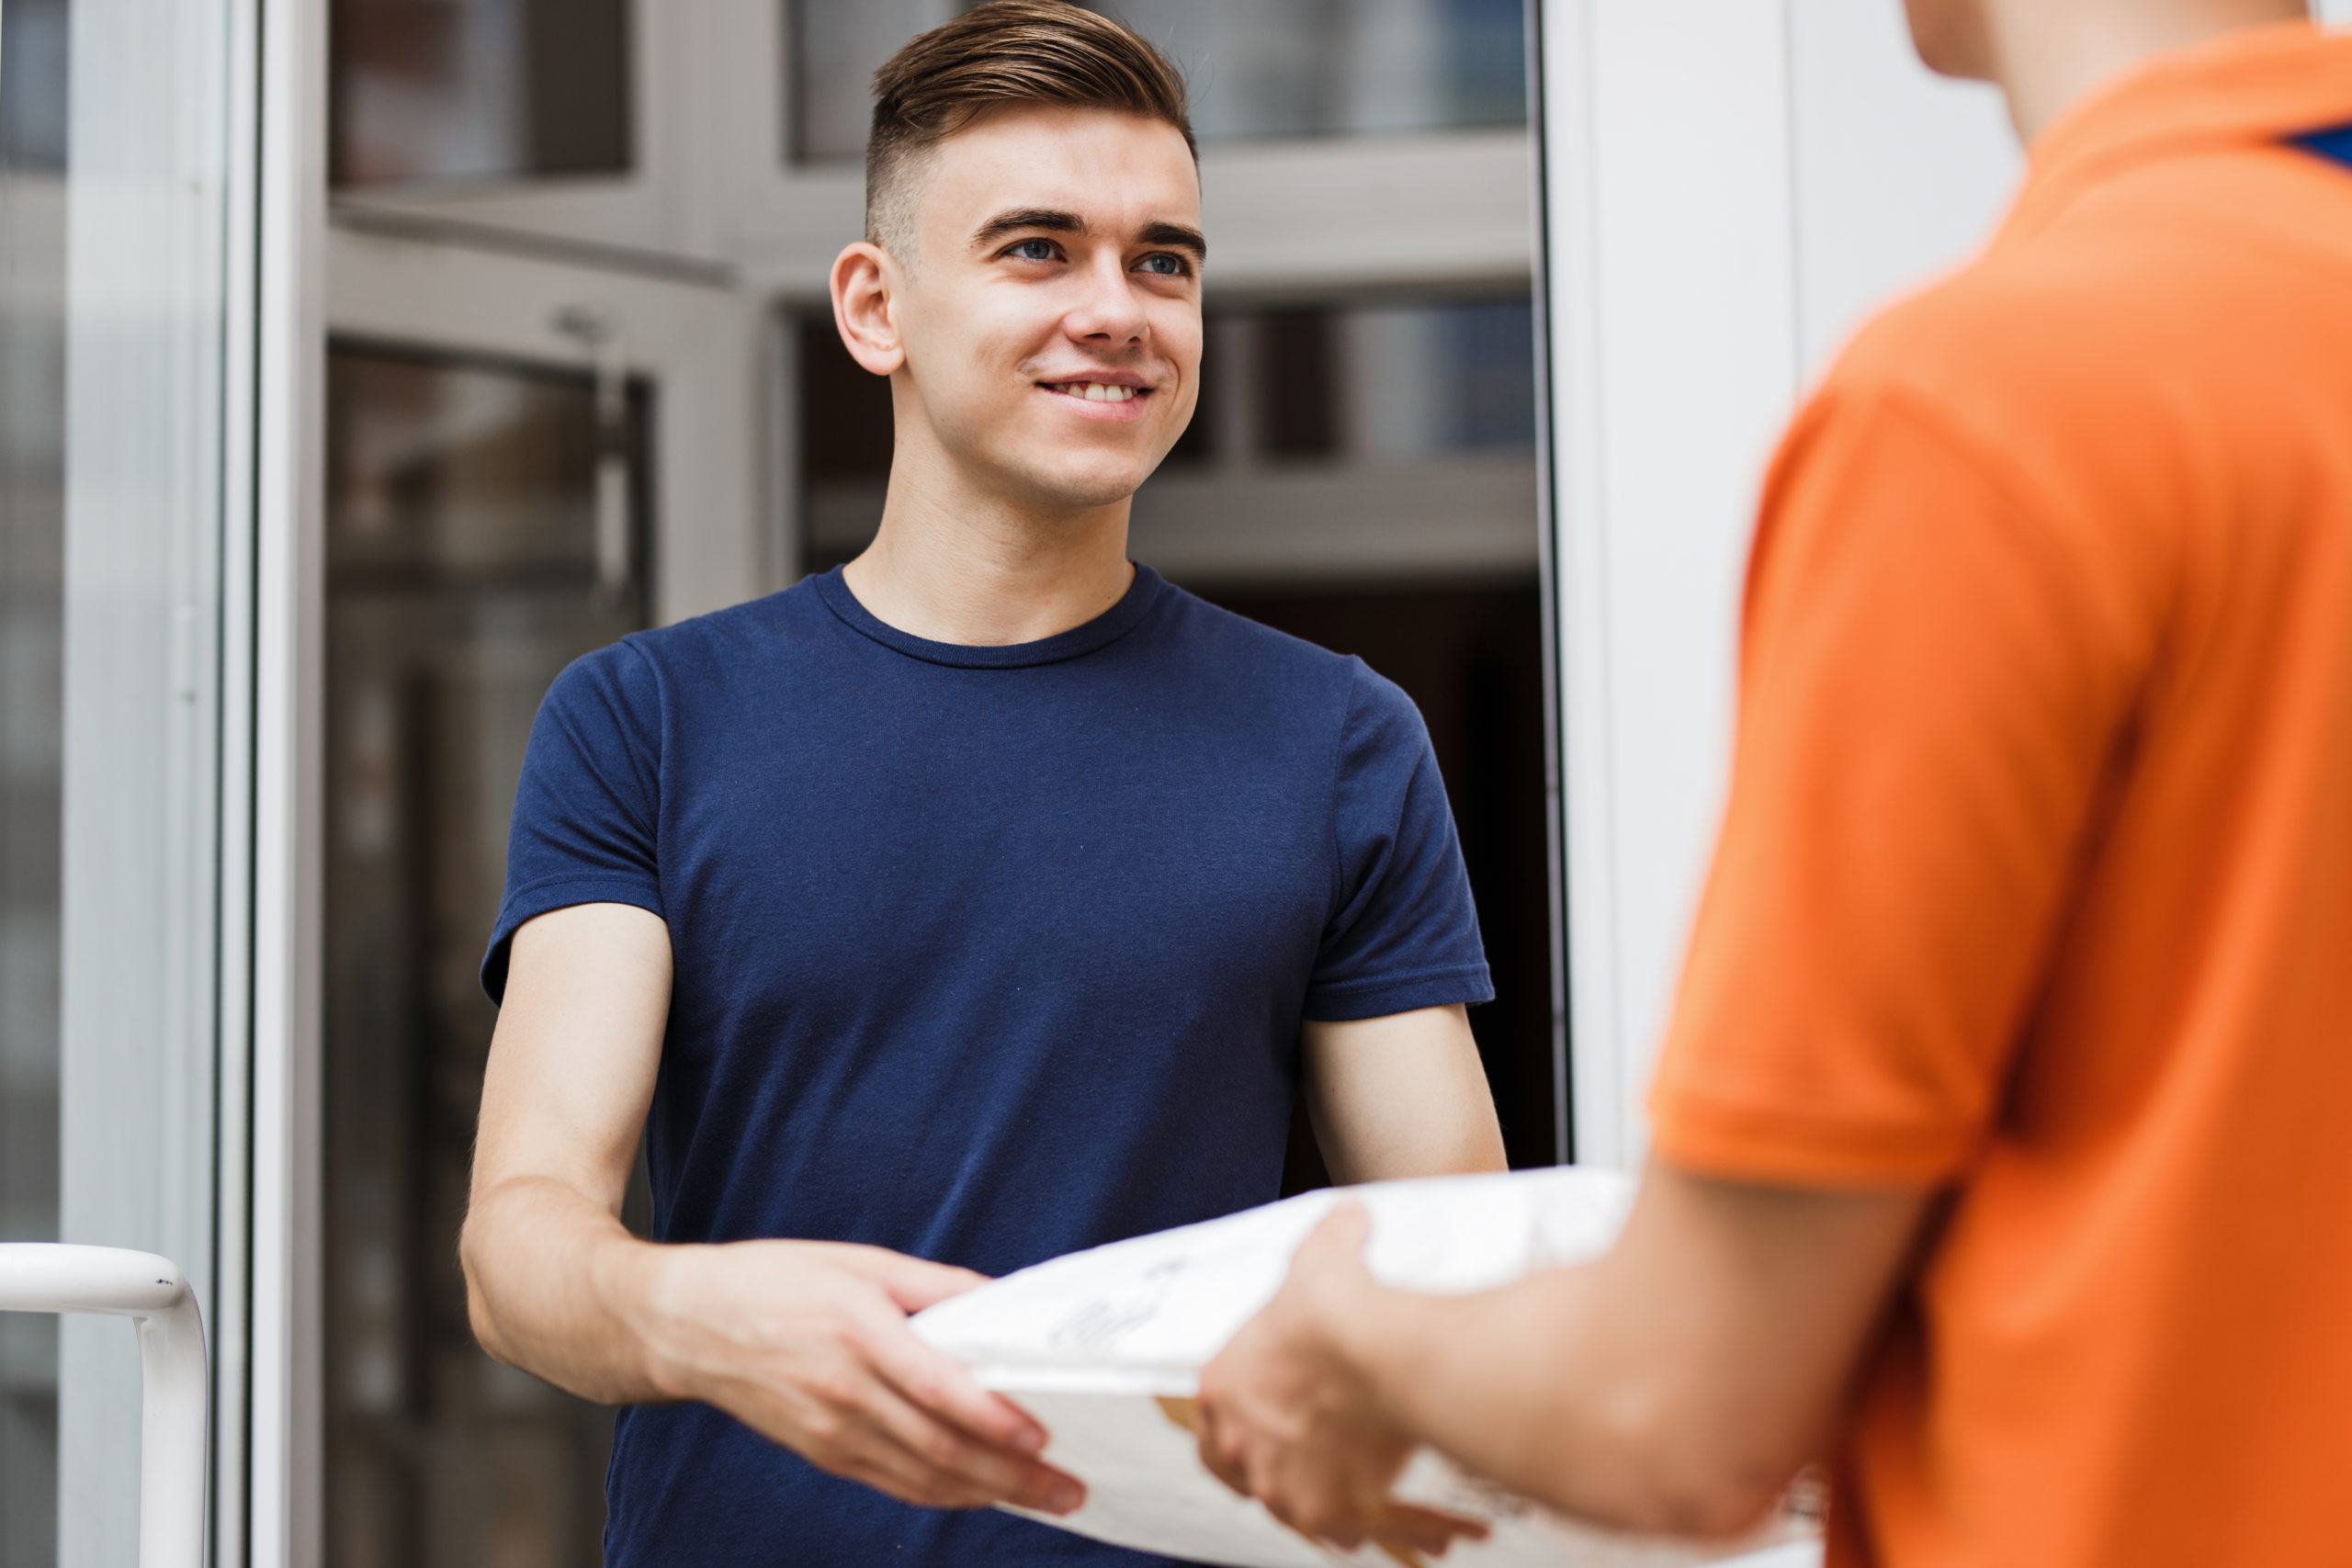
[1194,1203,1489,1559]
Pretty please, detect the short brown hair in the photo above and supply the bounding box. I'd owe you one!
[865,1,1195,261]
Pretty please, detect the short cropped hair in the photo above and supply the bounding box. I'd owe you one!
[865,1,1195,263]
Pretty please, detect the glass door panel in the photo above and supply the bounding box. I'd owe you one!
[0,2,71,1560]
[333,0,634,187]
[323,343,651,1566]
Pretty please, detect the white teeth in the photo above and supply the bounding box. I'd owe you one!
[1052,381,1137,402]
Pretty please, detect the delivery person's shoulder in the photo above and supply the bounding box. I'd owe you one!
[1826,143,2339,474]
[1801,171,2316,591]
[1766,183,2294,653]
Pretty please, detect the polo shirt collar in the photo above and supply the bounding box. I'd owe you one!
[2015,21,2352,226]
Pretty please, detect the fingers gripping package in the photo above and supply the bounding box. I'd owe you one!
[911,1168,1821,1568]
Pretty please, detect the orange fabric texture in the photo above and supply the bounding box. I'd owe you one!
[1646,23,2352,1568]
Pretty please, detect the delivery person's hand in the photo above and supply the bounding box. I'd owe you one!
[1195,1204,1489,1558]
[639,1237,1087,1516]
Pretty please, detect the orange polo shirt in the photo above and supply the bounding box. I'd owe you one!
[1646,23,2352,1568]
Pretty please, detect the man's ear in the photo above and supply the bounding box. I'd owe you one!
[831,242,908,377]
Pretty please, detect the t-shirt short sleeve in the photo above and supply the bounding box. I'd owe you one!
[1303,660,1494,1021]
[1647,389,2152,1187]
[481,641,667,1004]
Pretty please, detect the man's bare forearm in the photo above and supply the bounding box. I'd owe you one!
[1325,1167,1929,1537]
[1341,1269,1787,1537]
[462,1174,677,1405]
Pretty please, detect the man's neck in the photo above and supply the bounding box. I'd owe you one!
[841,464,1136,648]
[1987,0,2309,143]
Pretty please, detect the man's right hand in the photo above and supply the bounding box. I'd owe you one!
[461,904,1085,1517]
[634,1237,1086,1514]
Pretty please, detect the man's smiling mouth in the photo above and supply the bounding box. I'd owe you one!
[1041,379,1147,403]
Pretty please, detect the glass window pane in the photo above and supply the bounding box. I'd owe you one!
[324,344,652,1567]
[1113,0,1527,141]
[0,0,69,1560]
[333,0,634,188]
[785,0,1526,163]
[790,0,959,162]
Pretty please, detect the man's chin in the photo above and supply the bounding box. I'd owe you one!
[990,457,1155,516]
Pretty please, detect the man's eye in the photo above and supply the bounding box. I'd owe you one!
[1009,239,1058,262]
[1136,254,1190,277]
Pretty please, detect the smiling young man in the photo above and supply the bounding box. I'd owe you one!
[1193,2,2352,1566]
[455,4,1507,1565]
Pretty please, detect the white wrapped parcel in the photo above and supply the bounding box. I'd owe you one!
[911,1168,1819,1568]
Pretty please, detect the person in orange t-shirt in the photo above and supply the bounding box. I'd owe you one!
[1185,2,2352,1565]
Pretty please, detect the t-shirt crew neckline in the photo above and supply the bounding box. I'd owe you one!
[812,562,1165,670]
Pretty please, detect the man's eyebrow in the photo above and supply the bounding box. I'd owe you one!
[970,208,1085,248]
[1138,220,1207,260]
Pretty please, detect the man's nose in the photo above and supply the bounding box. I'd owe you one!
[1063,251,1148,344]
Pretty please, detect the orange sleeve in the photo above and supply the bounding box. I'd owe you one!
[1648,389,2154,1187]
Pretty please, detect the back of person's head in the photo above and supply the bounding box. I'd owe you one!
[865,1,1195,264]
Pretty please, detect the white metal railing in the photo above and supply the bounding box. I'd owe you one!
[0,1244,209,1568]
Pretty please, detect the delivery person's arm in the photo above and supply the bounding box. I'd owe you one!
[458,901,1085,1517]
[1301,1004,1508,1181]
[1195,1164,1927,1548]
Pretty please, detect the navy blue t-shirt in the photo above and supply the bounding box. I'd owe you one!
[484,564,1492,1566]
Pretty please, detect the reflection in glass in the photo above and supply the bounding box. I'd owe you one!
[1195,299,1540,464]
[1114,0,1526,141]
[333,0,634,187]
[788,0,1526,161]
[324,344,651,1566]
[0,2,70,1562]
[791,0,959,163]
